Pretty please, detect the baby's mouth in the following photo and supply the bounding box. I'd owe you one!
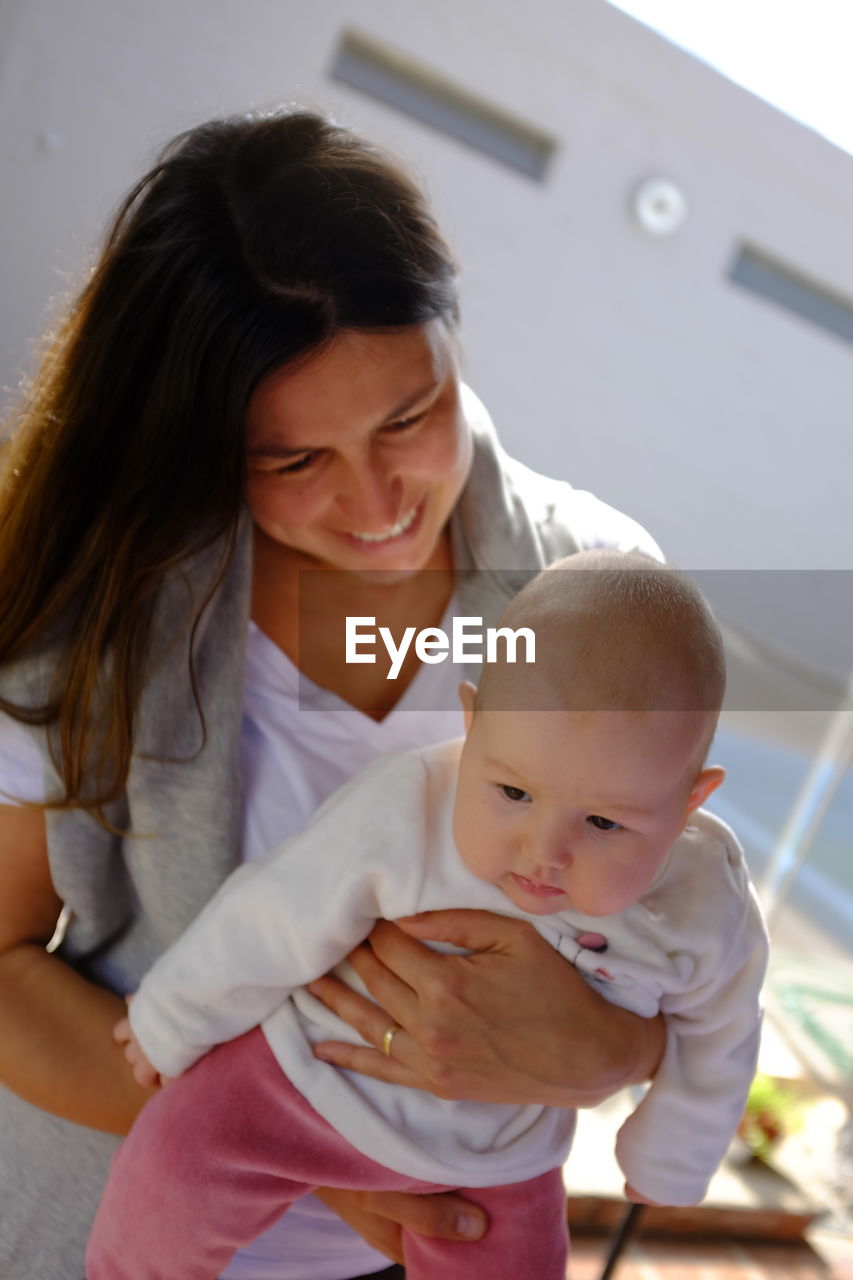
[510,873,566,898]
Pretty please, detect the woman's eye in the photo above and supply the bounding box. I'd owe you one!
[272,452,317,476]
[382,410,427,435]
[499,784,530,803]
[587,815,622,832]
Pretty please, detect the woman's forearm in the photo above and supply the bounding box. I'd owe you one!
[0,943,156,1134]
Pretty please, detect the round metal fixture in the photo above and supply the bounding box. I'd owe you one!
[632,177,687,237]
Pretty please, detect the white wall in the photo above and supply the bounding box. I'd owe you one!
[2,0,852,587]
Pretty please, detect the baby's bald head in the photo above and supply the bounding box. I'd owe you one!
[456,553,727,916]
[477,550,725,721]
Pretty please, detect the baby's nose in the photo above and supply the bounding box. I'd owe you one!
[528,842,572,870]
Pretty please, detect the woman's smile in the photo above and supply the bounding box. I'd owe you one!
[348,499,421,543]
[341,498,425,550]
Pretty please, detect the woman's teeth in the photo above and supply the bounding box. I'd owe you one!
[351,504,419,543]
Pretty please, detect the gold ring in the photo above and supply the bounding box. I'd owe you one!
[381,1023,401,1058]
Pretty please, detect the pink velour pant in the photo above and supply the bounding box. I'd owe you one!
[86,1027,569,1280]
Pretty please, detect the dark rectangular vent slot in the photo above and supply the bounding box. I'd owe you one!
[729,244,853,348]
[331,30,556,181]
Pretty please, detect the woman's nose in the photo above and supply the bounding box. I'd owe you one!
[335,460,403,530]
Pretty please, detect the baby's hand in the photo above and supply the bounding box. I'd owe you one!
[624,1182,661,1205]
[113,1015,164,1089]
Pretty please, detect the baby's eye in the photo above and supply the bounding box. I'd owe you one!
[587,814,622,832]
[498,784,530,803]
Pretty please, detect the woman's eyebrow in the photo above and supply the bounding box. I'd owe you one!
[380,378,440,424]
[247,440,312,460]
[246,441,311,459]
[246,379,442,458]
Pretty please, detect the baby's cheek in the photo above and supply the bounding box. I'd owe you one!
[606,863,657,912]
[453,812,487,881]
[578,870,639,917]
[467,844,503,885]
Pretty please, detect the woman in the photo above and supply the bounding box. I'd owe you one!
[0,108,664,1280]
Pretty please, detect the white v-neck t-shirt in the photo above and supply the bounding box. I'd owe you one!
[240,618,469,866]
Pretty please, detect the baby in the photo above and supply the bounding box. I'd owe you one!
[86,551,768,1280]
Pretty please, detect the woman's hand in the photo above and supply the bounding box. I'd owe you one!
[314,1187,487,1265]
[308,910,664,1108]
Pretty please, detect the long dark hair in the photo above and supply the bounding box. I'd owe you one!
[0,108,459,811]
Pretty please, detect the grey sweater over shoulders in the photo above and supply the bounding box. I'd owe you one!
[0,389,655,1278]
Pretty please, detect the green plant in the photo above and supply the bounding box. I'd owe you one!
[738,1073,802,1160]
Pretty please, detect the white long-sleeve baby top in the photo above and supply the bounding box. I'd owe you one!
[129,740,768,1205]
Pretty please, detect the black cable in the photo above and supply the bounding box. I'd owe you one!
[598,1202,646,1280]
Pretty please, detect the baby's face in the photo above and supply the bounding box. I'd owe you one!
[452,703,722,917]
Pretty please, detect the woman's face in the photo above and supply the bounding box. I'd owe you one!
[245,321,472,580]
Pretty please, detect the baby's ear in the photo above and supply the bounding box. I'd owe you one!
[685,765,725,816]
[458,681,477,733]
